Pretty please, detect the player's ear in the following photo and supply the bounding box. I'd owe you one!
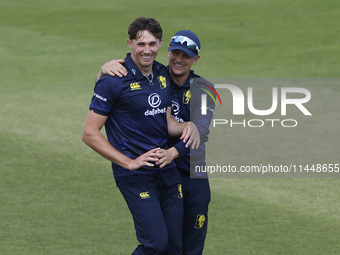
[127,39,132,49]
[192,55,200,65]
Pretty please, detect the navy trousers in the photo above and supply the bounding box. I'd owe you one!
[117,168,183,255]
[180,171,211,255]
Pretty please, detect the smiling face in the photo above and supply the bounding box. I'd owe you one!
[127,30,162,74]
[168,49,200,85]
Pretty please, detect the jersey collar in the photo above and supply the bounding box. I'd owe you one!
[124,53,162,81]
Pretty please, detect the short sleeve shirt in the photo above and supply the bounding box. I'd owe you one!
[89,54,174,177]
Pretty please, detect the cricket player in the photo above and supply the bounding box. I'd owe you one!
[83,17,198,255]
[97,30,216,255]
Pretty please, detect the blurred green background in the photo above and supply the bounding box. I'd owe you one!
[1,0,339,254]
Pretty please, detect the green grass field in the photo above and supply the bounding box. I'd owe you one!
[1,0,339,254]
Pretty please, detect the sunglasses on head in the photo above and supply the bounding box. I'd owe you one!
[171,35,200,54]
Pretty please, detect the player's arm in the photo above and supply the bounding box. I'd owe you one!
[166,107,200,149]
[156,121,201,168]
[96,59,128,81]
[167,107,185,137]
[82,110,159,170]
[157,108,200,168]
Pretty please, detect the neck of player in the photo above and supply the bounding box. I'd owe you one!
[170,69,190,86]
[142,68,153,76]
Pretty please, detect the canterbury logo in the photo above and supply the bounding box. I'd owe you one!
[140,191,150,199]
[130,82,141,91]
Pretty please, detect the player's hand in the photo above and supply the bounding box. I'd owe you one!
[181,122,200,149]
[155,148,179,168]
[101,59,127,78]
[127,148,160,170]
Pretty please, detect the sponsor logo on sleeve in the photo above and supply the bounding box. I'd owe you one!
[93,93,107,102]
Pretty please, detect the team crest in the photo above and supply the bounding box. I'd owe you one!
[195,214,206,229]
[178,184,183,198]
[183,90,191,104]
[158,75,167,89]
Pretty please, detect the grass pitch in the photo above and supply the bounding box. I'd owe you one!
[1,0,339,254]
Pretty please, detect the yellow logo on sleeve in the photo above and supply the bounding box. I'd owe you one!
[130,82,141,91]
[158,75,167,89]
[195,214,206,229]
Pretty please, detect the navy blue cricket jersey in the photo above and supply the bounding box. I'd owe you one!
[169,69,215,174]
[89,54,175,178]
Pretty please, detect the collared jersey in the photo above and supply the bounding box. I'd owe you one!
[89,53,174,178]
